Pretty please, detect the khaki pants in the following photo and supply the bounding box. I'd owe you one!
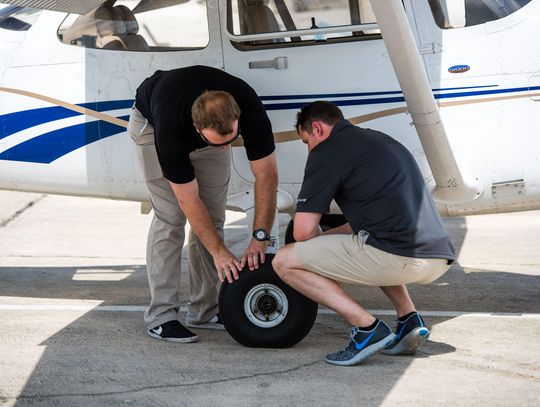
[294,231,451,286]
[128,107,231,329]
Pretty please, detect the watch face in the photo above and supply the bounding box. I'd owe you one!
[254,229,269,241]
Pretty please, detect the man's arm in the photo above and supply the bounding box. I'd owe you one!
[293,212,322,242]
[242,152,278,270]
[169,179,241,283]
[294,213,353,241]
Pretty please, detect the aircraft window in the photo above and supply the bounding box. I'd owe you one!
[428,0,532,29]
[227,0,380,47]
[0,5,41,32]
[57,0,209,51]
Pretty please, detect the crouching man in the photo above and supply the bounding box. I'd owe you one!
[272,101,455,366]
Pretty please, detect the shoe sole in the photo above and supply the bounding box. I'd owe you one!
[382,327,429,355]
[147,331,199,343]
[325,333,395,366]
[185,322,226,331]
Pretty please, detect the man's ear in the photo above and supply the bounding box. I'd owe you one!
[311,120,322,135]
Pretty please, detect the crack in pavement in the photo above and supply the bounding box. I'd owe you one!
[0,195,46,227]
[10,360,323,401]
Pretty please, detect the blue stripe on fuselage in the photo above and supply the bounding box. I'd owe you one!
[0,116,129,164]
[0,100,134,141]
[1,84,538,164]
[263,85,540,111]
[0,86,501,139]
[258,84,499,101]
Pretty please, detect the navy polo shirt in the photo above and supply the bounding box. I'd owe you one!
[296,120,455,260]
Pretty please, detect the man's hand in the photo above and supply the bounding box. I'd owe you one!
[214,246,242,283]
[241,239,268,271]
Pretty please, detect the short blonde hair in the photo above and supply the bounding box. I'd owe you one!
[191,91,241,135]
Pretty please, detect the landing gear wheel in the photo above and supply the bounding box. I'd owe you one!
[218,254,318,348]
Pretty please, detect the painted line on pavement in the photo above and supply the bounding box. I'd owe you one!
[0,304,538,319]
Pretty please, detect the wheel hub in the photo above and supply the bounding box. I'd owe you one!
[244,283,288,328]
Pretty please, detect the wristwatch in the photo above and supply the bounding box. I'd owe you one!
[252,228,271,242]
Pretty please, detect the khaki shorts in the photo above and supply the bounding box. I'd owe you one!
[294,231,451,286]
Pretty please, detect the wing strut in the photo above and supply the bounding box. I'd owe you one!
[369,0,482,204]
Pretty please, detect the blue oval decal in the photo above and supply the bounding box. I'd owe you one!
[448,65,470,74]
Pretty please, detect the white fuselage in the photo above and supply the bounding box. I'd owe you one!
[0,0,539,216]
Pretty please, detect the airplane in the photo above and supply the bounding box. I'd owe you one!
[1,0,539,347]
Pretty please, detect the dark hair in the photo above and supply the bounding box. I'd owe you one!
[192,90,241,136]
[295,101,344,133]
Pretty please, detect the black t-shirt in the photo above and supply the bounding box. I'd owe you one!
[135,65,275,183]
[296,120,456,260]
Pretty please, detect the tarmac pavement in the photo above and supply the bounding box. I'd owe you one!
[0,191,539,406]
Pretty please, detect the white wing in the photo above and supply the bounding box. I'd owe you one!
[0,0,107,15]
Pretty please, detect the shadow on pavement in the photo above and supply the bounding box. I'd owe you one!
[2,216,538,405]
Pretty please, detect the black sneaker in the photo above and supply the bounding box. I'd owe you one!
[186,313,225,330]
[382,312,429,355]
[325,320,395,366]
[147,320,198,343]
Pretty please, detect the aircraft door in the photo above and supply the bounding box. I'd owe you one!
[219,0,407,185]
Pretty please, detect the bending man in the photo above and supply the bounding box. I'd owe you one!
[128,65,277,343]
[273,101,455,366]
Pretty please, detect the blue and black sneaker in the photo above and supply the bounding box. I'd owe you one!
[325,320,395,366]
[382,312,429,355]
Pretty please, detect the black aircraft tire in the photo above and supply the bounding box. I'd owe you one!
[218,254,318,348]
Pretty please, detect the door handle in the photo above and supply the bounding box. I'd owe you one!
[249,56,288,70]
